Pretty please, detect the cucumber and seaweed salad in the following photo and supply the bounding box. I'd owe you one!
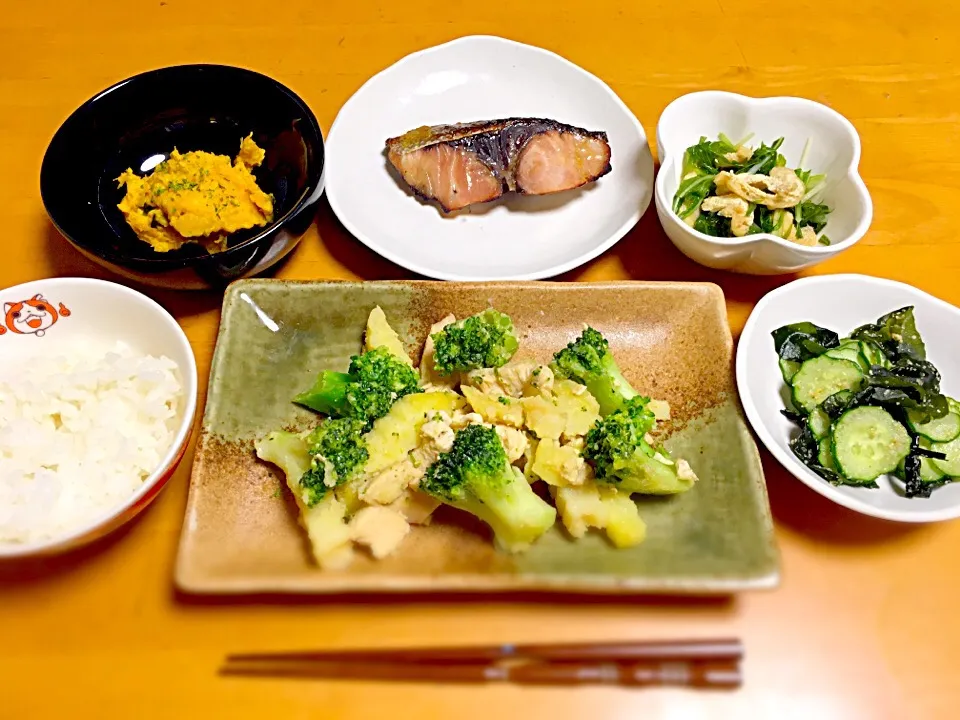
[773,306,959,497]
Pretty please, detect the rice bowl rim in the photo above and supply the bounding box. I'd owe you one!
[0,277,198,558]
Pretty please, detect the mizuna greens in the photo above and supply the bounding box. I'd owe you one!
[673,134,832,245]
[773,307,959,497]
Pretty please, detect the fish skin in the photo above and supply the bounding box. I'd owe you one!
[385,118,612,212]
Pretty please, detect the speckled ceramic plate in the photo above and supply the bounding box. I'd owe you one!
[175,280,778,595]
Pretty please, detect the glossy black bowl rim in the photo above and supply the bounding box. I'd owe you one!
[39,63,325,266]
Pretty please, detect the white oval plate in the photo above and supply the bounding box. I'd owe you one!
[737,274,960,523]
[324,35,653,280]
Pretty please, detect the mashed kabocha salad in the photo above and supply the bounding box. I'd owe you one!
[672,133,832,245]
[256,308,698,569]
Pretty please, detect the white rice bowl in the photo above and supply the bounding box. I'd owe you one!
[0,340,183,545]
[0,277,198,557]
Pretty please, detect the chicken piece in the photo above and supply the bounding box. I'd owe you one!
[349,506,411,559]
[462,368,507,396]
[714,167,805,209]
[388,489,442,525]
[531,438,593,487]
[420,314,458,391]
[420,415,456,454]
[450,410,485,430]
[498,362,554,397]
[495,425,529,464]
[647,399,671,422]
[700,195,754,237]
[463,363,554,398]
[793,226,820,247]
[723,145,754,164]
[524,365,554,396]
[361,458,423,505]
[677,459,700,485]
[408,412,460,471]
[560,450,592,487]
[460,386,525,428]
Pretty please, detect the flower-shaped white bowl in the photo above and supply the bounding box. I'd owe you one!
[0,278,198,557]
[737,274,960,523]
[654,91,872,275]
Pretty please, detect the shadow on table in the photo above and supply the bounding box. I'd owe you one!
[760,452,927,545]
[552,206,798,315]
[314,197,425,281]
[0,505,151,586]
[312,187,798,309]
[42,219,225,322]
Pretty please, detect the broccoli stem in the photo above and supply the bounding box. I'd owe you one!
[584,356,639,417]
[596,439,695,495]
[456,466,557,552]
[612,447,694,495]
[294,371,351,415]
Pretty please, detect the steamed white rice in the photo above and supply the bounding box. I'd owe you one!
[0,340,182,545]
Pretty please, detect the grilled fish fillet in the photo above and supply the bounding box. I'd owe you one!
[385,118,612,213]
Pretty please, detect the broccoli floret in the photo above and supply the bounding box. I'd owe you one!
[583,397,696,495]
[420,424,556,551]
[295,346,422,426]
[297,417,370,507]
[432,309,520,375]
[550,327,638,416]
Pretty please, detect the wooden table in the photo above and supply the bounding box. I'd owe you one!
[2,1,958,718]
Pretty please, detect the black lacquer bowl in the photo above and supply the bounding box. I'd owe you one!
[40,65,325,290]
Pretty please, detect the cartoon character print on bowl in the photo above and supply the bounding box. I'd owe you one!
[1,294,71,337]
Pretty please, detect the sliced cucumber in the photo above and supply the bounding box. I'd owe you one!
[818,438,837,471]
[919,457,947,483]
[896,456,946,484]
[791,356,865,413]
[907,411,960,443]
[808,407,831,439]
[858,340,886,368]
[948,397,960,415]
[779,358,801,384]
[832,406,911,483]
[930,435,960,478]
[894,458,906,481]
[825,345,866,369]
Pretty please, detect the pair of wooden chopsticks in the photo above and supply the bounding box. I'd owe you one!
[221,638,743,689]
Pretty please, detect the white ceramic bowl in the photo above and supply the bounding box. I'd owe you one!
[0,278,198,556]
[654,91,872,275]
[324,35,654,281]
[737,274,960,522]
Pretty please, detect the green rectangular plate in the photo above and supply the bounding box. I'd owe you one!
[175,280,779,594]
